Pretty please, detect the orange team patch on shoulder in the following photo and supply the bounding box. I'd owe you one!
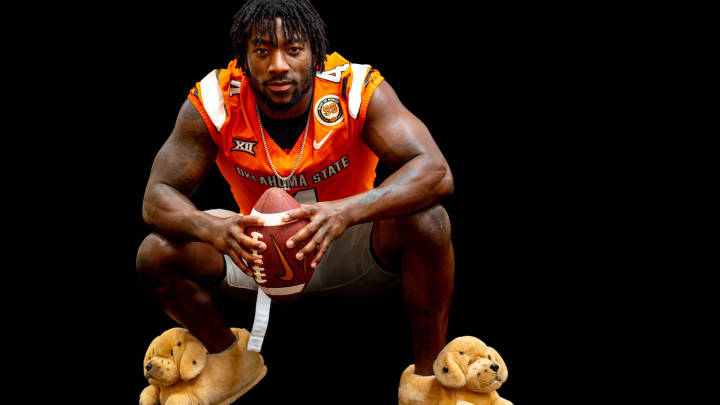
[314,95,343,126]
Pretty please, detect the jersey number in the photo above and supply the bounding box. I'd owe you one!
[315,64,349,83]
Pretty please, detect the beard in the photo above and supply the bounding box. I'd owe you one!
[247,68,315,113]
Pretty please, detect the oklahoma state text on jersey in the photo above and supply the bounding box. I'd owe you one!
[187,52,385,214]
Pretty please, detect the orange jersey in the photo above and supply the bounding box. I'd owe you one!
[188,52,385,214]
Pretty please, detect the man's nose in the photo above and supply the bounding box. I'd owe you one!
[268,50,290,74]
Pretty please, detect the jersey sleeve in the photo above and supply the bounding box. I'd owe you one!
[187,69,227,146]
[343,63,384,134]
[355,68,384,125]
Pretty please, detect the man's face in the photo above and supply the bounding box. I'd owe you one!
[246,18,315,115]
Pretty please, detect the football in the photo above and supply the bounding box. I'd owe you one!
[244,187,316,303]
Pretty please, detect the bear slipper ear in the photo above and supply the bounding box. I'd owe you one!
[433,351,466,388]
[179,331,208,381]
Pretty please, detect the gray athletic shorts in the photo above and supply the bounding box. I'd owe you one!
[219,222,401,297]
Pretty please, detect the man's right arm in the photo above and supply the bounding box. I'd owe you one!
[142,99,265,271]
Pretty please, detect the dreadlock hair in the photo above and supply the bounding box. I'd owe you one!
[231,0,329,74]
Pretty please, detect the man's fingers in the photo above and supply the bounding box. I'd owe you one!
[286,218,323,248]
[231,227,266,253]
[227,239,245,261]
[233,214,264,227]
[311,235,333,268]
[283,204,318,222]
[228,249,253,276]
[282,208,305,223]
[228,238,262,267]
[295,240,315,261]
[295,228,331,266]
[296,227,327,259]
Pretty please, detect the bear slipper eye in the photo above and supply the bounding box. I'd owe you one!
[171,350,174,356]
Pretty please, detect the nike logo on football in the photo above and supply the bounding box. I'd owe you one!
[313,129,334,149]
[271,235,295,281]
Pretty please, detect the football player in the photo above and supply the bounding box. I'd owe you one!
[137,0,455,401]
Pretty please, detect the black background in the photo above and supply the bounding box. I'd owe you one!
[47,2,630,403]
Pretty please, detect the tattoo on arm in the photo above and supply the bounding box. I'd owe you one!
[143,99,217,227]
[149,101,216,190]
[356,187,392,206]
[153,103,216,195]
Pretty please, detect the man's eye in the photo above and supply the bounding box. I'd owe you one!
[289,47,302,53]
[255,49,268,55]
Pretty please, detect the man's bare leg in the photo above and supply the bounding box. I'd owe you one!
[136,209,252,353]
[373,204,455,376]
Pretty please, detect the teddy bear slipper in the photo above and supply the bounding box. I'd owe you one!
[398,336,512,405]
[140,327,267,405]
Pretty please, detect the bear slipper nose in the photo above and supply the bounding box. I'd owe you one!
[490,364,499,372]
[146,363,153,371]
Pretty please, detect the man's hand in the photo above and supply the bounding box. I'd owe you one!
[206,214,267,276]
[282,201,351,268]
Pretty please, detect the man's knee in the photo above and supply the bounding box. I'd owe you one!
[137,233,225,290]
[399,204,452,249]
[136,233,181,289]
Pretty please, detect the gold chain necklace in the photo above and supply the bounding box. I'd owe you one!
[255,101,310,191]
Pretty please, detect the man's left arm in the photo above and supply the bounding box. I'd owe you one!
[284,80,454,266]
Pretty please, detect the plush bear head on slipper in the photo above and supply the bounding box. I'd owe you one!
[399,336,512,405]
[139,327,267,405]
[433,336,509,393]
[143,327,207,387]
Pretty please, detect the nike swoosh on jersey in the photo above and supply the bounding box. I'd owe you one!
[313,129,334,149]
